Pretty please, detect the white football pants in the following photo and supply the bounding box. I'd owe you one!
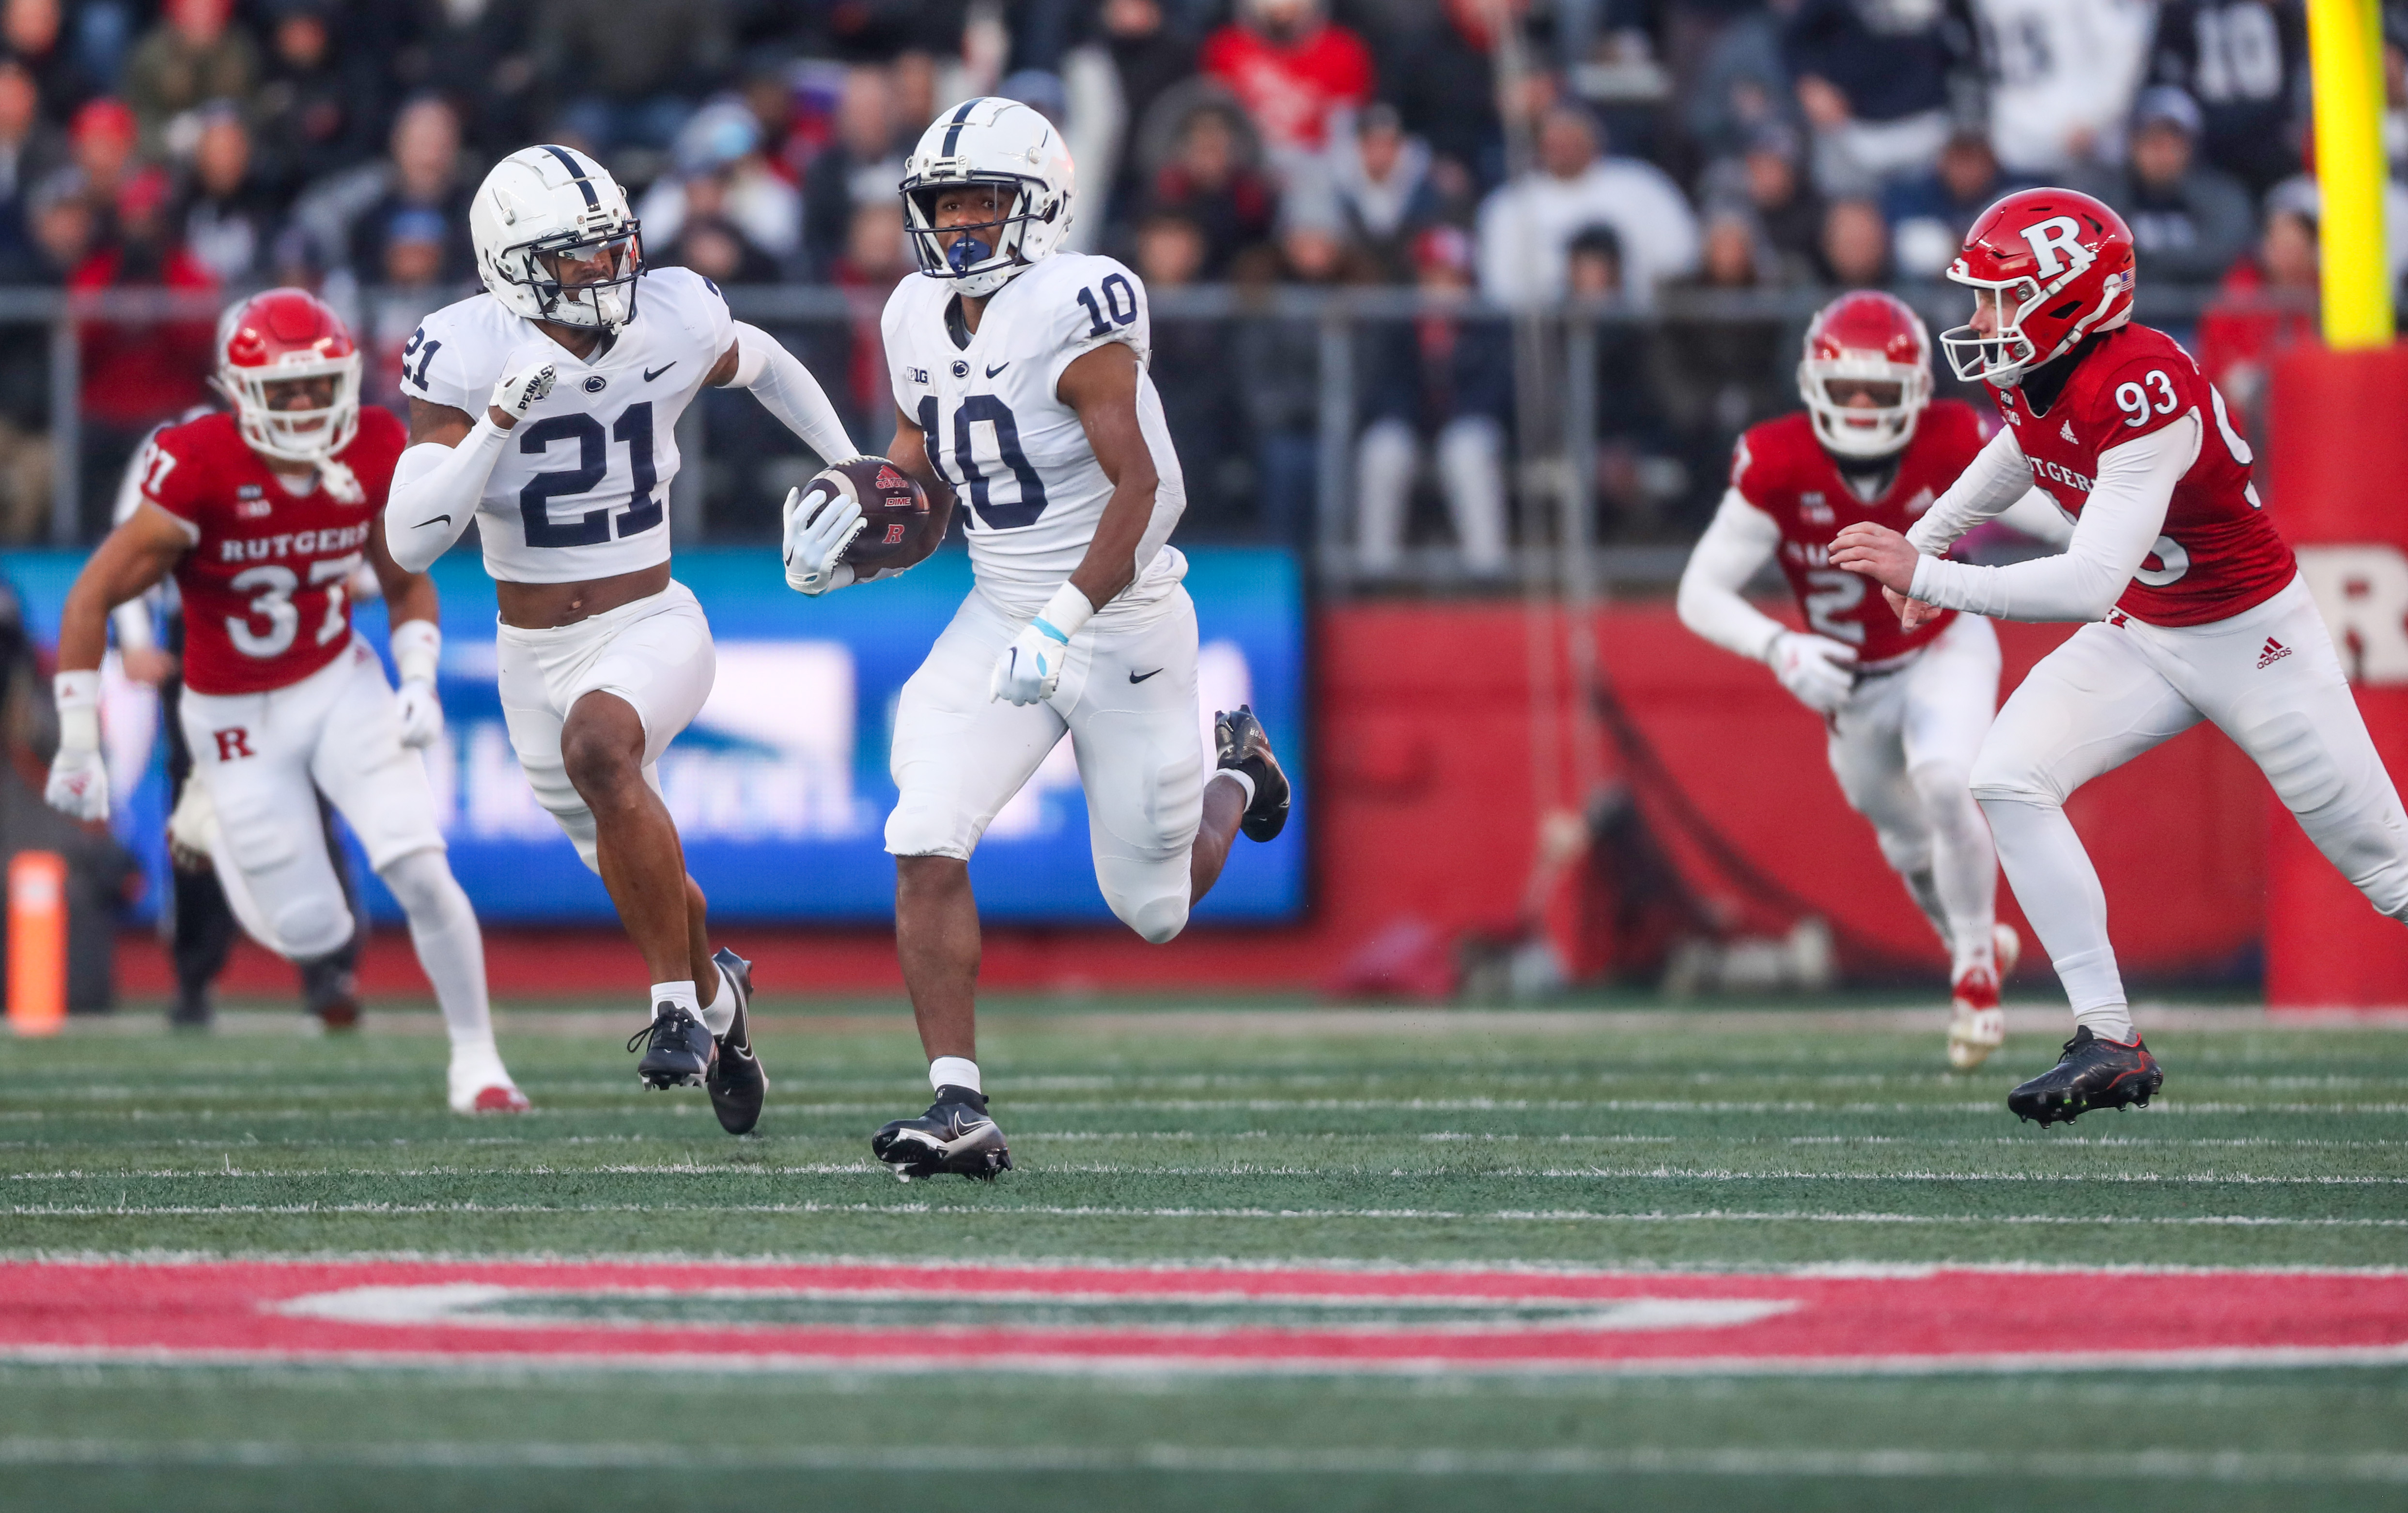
[179,637,494,1049]
[1970,574,2408,1019]
[495,580,716,872]
[1824,612,2003,976]
[886,585,1207,944]
[1355,415,1511,575]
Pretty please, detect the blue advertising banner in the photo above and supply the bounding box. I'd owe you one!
[1,544,1306,926]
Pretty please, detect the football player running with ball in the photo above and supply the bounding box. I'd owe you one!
[46,290,525,1112]
[382,144,860,1134]
[1832,189,2408,1124]
[1678,290,2071,1069]
[787,97,1290,1180]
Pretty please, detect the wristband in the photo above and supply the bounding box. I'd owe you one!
[1032,581,1096,644]
[54,670,99,752]
[390,619,441,686]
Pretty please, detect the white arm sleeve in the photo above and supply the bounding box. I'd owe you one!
[1905,425,2035,557]
[383,422,511,575]
[730,322,854,465]
[1677,488,1790,661]
[1994,486,2076,549]
[1908,412,2199,623]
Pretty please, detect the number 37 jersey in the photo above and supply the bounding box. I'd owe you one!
[884,252,1188,616]
[399,266,733,584]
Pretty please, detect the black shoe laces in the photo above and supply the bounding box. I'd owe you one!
[627,1012,690,1054]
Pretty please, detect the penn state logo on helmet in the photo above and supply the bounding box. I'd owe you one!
[1939,187,2135,388]
[899,97,1075,298]
[469,144,644,333]
[212,288,362,465]
[1797,290,1933,459]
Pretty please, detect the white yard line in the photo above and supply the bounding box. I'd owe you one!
[0,1436,2401,1482]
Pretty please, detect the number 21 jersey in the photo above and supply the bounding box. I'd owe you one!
[884,252,1188,616]
[399,266,733,584]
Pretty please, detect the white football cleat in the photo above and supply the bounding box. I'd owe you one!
[448,1041,529,1114]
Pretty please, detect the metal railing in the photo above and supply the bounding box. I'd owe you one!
[0,281,2313,583]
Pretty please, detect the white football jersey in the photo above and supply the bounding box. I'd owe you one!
[884,251,1187,616]
[400,266,733,584]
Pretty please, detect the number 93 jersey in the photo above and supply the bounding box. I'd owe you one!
[884,252,1189,616]
[398,266,733,584]
[142,408,406,696]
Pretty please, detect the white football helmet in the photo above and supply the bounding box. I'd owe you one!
[469,144,644,332]
[899,97,1074,298]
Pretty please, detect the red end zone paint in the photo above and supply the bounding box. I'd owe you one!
[6,1262,2408,1374]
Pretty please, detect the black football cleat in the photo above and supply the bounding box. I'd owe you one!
[627,1004,714,1090]
[703,947,767,1135]
[2007,1026,2164,1127]
[871,1085,1012,1182]
[1213,703,1290,842]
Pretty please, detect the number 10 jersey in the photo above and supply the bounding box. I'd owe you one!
[883,251,1188,617]
[399,266,734,584]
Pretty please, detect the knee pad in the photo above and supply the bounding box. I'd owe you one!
[1113,885,1191,945]
[2243,712,2347,817]
[883,796,973,862]
[1908,763,1985,836]
[269,892,354,960]
[1968,746,2060,807]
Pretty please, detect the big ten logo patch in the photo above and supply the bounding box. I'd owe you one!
[2298,545,2408,685]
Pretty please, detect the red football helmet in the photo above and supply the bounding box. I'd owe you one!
[1797,289,1933,459]
[214,288,362,464]
[1940,187,2135,387]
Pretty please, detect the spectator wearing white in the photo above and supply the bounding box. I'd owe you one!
[1319,103,1441,278]
[1357,226,1510,577]
[635,98,801,270]
[1476,103,1698,308]
[1975,0,2154,175]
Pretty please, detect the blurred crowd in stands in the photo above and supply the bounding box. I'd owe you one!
[0,0,2387,564]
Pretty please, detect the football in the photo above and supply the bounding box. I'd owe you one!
[801,455,935,571]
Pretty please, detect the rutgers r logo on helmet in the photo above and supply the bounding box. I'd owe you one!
[1939,188,2136,390]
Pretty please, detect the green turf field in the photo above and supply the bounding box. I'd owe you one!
[3,998,2406,1513]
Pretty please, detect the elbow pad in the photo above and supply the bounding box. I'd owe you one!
[385,426,507,573]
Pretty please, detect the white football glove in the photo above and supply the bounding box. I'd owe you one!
[989,618,1071,706]
[45,742,107,821]
[490,344,559,426]
[781,481,865,595]
[167,777,218,872]
[45,671,107,821]
[1767,631,1859,714]
[394,678,444,748]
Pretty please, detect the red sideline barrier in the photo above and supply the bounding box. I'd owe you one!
[118,602,2265,1001]
[2265,343,2408,1009]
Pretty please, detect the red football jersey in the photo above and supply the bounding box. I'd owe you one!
[1989,323,2293,627]
[1731,400,1989,666]
[140,408,407,696]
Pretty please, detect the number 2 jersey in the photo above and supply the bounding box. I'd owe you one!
[140,407,406,696]
[1728,399,1990,667]
[1987,323,2293,627]
[883,251,1188,617]
[398,266,733,584]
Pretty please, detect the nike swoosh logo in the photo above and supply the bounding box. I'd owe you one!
[1128,668,1163,683]
[644,362,677,382]
[416,514,452,528]
[985,361,1010,378]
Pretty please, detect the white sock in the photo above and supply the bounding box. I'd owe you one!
[2073,999,2136,1042]
[378,851,494,1051]
[1212,768,1256,810]
[698,962,735,1037]
[1909,765,2000,981]
[1980,794,2130,1018]
[652,980,700,1021]
[930,1055,981,1095]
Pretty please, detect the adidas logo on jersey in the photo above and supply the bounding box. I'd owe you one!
[2060,418,2078,443]
[2257,637,2291,669]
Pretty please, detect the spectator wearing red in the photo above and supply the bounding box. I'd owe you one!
[2195,177,2321,460]
[1200,0,1372,169]
[71,168,218,501]
[1148,97,1278,276]
[68,97,135,211]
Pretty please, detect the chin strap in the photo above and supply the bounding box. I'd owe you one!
[318,457,364,505]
